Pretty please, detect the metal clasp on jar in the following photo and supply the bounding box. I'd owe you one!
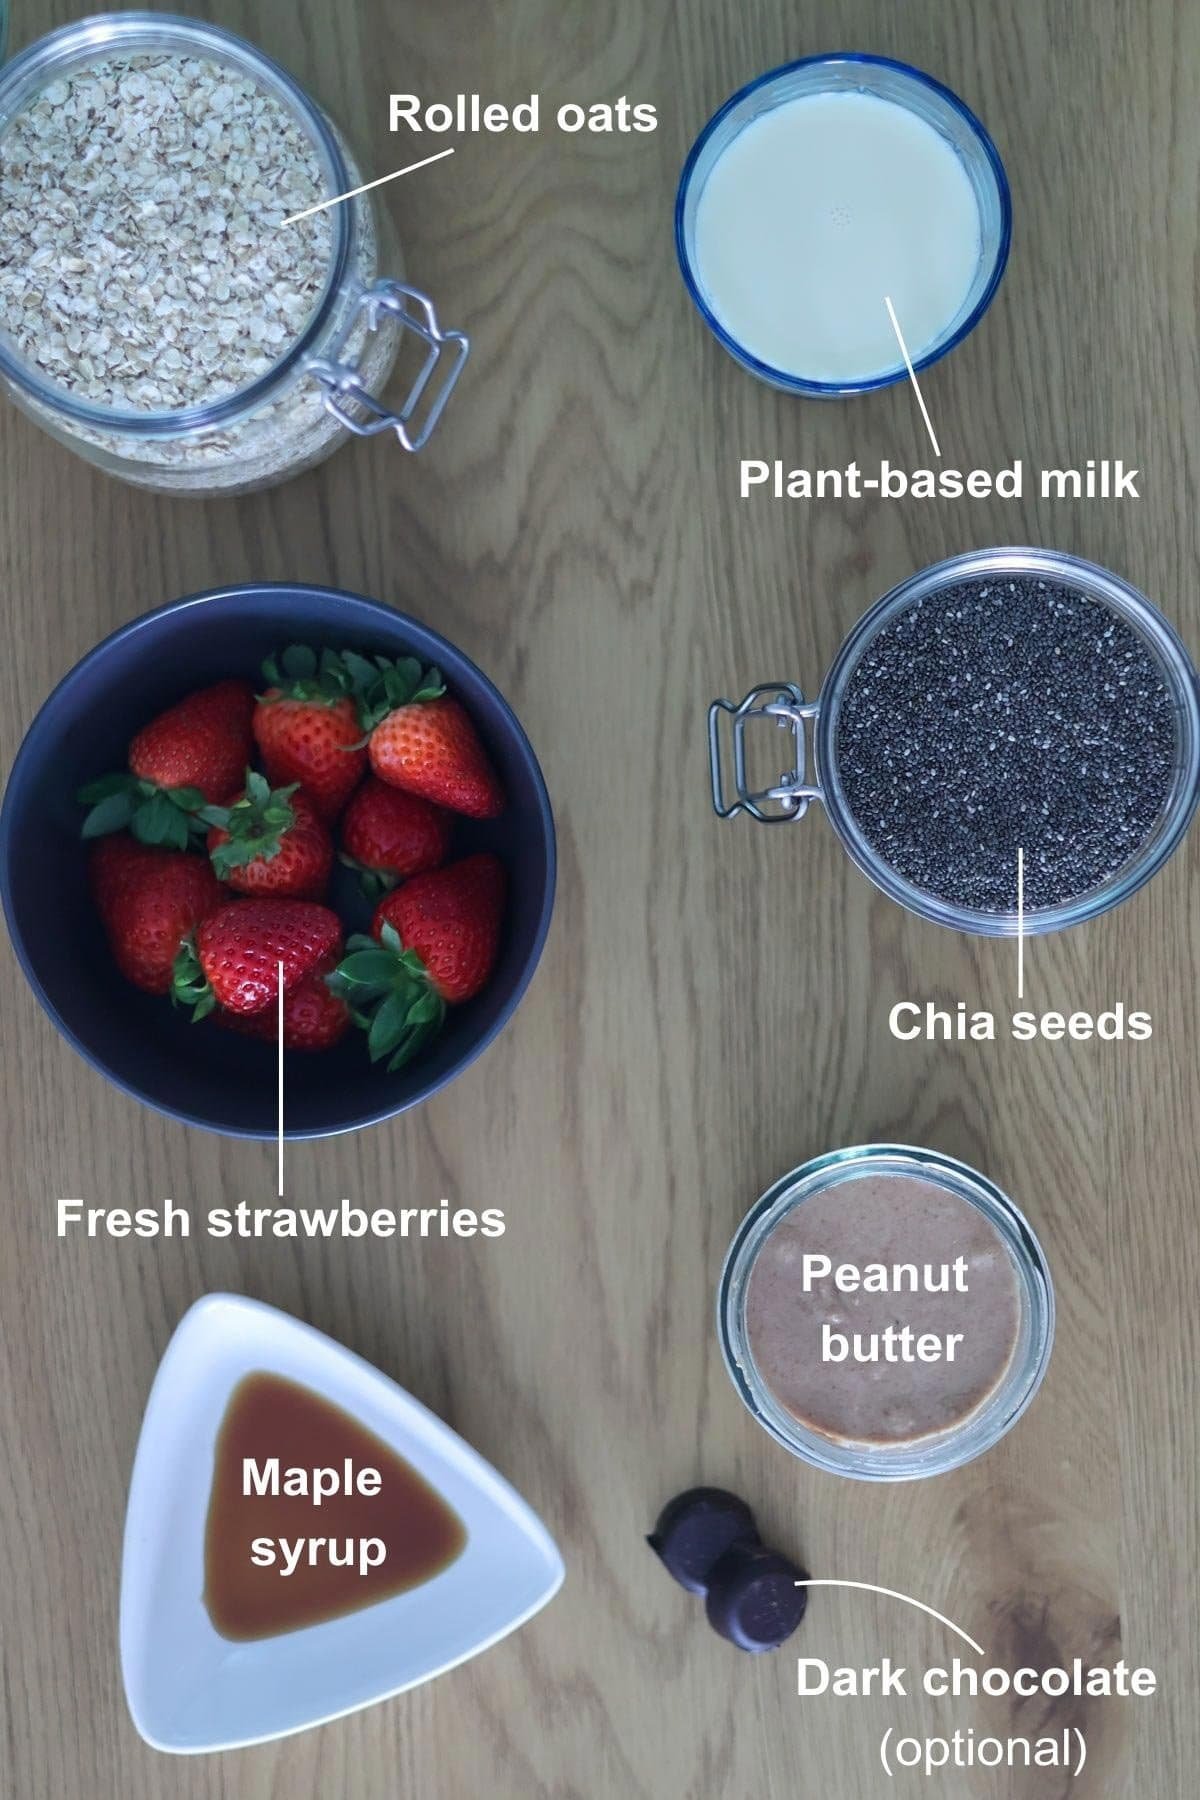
[708,683,822,822]
[307,281,469,452]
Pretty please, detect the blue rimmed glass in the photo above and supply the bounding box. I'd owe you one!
[676,53,1012,396]
[718,1145,1055,1481]
[709,549,1200,936]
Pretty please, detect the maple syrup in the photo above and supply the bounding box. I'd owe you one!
[204,1371,466,1640]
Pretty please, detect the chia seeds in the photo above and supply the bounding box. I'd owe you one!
[835,576,1177,913]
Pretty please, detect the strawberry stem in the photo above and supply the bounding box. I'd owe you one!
[260,645,444,733]
[170,935,217,1022]
[327,924,446,1070]
[335,849,399,902]
[78,773,209,849]
[206,769,299,878]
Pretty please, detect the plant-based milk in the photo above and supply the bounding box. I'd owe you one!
[692,90,982,383]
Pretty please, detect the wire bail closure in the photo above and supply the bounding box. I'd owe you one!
[307,281,469,453]
[708,683,822,822]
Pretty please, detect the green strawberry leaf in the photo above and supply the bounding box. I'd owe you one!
[280,644,318,681]
[385,1006,444,1071]
[340,650,382,692]
[367,989,412,1062]
[379,924,426,982]
[364,985,445,1069]
[170,936,216,1020]
[410,989,442,1022]
[80,789,137,838]
[331,922,446,1072]
[78,771,138,804]
[164,785,208,811]
[261,645,386,706]
[81,771,209,844]
[79,772,149,839]
[206,769,299,876]
[336,948,402,988]
[132,790,192,849]
[355,657,446,733]
[336,850,398,903]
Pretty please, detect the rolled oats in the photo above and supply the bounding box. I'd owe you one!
[0,46,403,493]
[0,52,334,410]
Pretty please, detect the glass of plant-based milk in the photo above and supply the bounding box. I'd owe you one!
[676,53,1011,395]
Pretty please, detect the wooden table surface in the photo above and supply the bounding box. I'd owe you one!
[1,1,1197,1795]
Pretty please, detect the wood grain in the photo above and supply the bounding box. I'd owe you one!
[0,0,1197,1794]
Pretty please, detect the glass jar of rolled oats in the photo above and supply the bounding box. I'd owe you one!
[0,14,468,496]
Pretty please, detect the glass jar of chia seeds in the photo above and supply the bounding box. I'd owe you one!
[709,548,1200,934]
[0,15,467,496]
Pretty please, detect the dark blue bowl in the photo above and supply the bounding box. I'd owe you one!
[0,584,556,1140]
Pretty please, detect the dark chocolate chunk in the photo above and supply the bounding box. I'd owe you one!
[703,1543,809,1653]
[647,1488,759,1594]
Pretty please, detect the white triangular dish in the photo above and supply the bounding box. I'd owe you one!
[120,1293,564,1753]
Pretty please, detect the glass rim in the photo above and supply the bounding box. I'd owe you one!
[674,51,1013,397]
[0,12,353,437]
[717,1144,1055,1481]
[813,547,1200,935]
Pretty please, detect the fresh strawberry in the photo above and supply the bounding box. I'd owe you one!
[252,647,376,822]
[172,898,341,1018]
[204,771,333,899]
[339,776,453,898]
[129,679,255,795]
[217,955,351,1051]
[329,853,506,1069]
[89,834,161,923]
[373,854,507,1002]
[97,846,224,995]
[79,678,255,849]
[368,695,504,820]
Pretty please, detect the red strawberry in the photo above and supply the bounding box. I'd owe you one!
[339,777,453,897]
[173,898,341,1018]
[79,678,254,848]
[97,846,224,995]
[374,854,506,1001]
[329,853,506,1070]
[205,773,333,900]
[252,647,374,822]
[217,955,351,1051]
[89,834,160,923]
[369,695,504,820]
[129,679,254,797]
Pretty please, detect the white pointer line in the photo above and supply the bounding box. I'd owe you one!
[1017,847,1025,1000]
[277,960,285,1198]
[282,147,456,225]
[794,1579,987,1658]
[884,295,942,459]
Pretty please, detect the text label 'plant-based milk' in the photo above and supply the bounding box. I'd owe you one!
[692,91,983,384]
